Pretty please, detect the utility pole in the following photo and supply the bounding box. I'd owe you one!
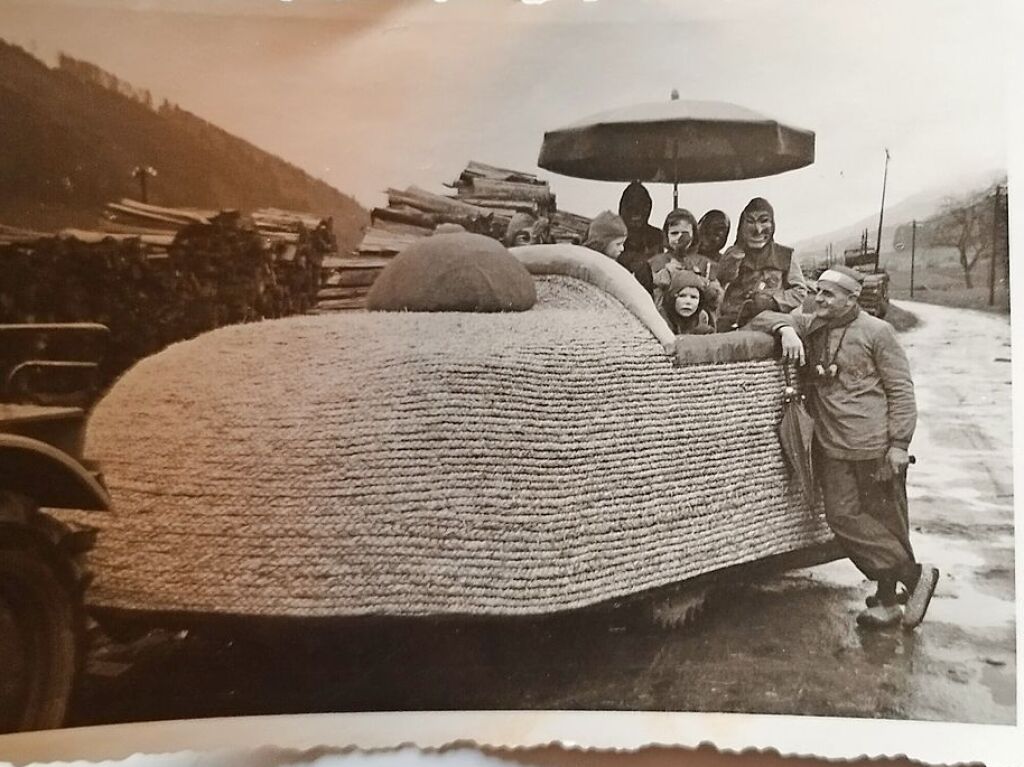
[989,185,1001,307]
[132,165,157,203]
[910,220,916,299]
[874,148,890,274]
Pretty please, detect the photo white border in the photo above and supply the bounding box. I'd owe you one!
[0,710,1021,766]
[0,1,1021,764]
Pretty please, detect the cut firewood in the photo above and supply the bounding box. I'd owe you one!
[113,198,214,224]
[251,208,326,231]
[95,221,179,237]
[106,203,195,228]
[387,187,486,217]
[317,286,370,301]
[370,217,433,238]
[333,268,382,288]
[460,178,554,205]
[322,255,392,269]
[314,297,368,311]
[457,161,543,186]
[459,198,540,215]
[371,205,439,230]
[357,227,424,254]
[59,228,175,247]
[0,223,52,243]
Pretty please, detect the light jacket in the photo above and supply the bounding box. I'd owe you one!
[746,306,917,460]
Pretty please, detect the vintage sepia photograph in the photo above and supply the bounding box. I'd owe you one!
[0,0,1017,760]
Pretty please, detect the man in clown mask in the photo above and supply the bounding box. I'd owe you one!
[717,197,807,331]
[747,265,939,630]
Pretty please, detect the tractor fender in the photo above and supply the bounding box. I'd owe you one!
[0,433,110,511]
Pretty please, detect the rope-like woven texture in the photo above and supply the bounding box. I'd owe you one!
[65,276,831,617]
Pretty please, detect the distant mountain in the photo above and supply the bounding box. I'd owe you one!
[794,169,1005,267]
[0,40,368,252]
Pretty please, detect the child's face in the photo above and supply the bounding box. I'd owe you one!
[674,287,701,317]
[512,230,534,247]
[604,236,626,259]
[666,221,694,253]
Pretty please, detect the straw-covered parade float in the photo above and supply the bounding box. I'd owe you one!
[59,231,839,634]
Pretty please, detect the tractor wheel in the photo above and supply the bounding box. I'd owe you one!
[0,523,86,733]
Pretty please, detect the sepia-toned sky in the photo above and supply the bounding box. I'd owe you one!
[0,0,1010,243]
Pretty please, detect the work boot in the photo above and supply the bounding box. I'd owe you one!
[902,564,940,629]
[856,603,902,629]
[866,587,909,608]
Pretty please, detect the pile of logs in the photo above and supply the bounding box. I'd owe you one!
[322,161,591,312]
[98,199,335,319]
[0,203,337,380]
[0,223,52,245]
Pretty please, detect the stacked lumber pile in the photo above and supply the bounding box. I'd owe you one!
[99,199,334,316]
[0,223,52,245]
[324,162,591,312]
[449,162,557,220]
[0,204,336,380]
[446,162,590,244]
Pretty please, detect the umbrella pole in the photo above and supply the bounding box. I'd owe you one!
[673,139,680,210]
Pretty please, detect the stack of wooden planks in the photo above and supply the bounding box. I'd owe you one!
[325,162,591,312]
[0,223,53,245]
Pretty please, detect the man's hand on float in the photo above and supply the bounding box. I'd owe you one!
[886,446,910,476]
[779,326,805,366]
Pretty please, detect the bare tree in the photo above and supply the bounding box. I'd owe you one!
[929,183,1003,289]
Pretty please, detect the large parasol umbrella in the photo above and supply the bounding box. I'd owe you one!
[538,92,815,207]
[778,363,817,510]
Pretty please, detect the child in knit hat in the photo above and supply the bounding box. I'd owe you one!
[658,269,715,335]
[584,210,629,259]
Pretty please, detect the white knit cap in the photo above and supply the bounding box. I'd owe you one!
[818,268,862,296]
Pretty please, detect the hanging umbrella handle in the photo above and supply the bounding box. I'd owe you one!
[782,359,796,387]
[781,361,799,402]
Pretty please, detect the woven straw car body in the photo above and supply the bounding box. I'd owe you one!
[61,244,834,622]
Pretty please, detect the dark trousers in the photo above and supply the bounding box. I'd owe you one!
[814,442,916,583]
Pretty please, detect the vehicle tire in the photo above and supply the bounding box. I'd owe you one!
[0,522,86,733]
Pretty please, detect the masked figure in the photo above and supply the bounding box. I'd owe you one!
[696,209,731,260]
[717,197,807,331]
[615,181,665,293]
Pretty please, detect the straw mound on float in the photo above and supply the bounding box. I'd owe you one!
[366,232,536,312]
[64,275,831,618]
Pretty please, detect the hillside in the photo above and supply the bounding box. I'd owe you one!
[0,40,367,252]
[794,169,1005,270]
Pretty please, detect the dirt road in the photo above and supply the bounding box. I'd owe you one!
[71,301,1015,726]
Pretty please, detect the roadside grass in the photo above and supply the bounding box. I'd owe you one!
[886,264,1010,315]
[890,285,1010,315]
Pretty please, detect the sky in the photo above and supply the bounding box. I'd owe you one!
[0,0,1010,244]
